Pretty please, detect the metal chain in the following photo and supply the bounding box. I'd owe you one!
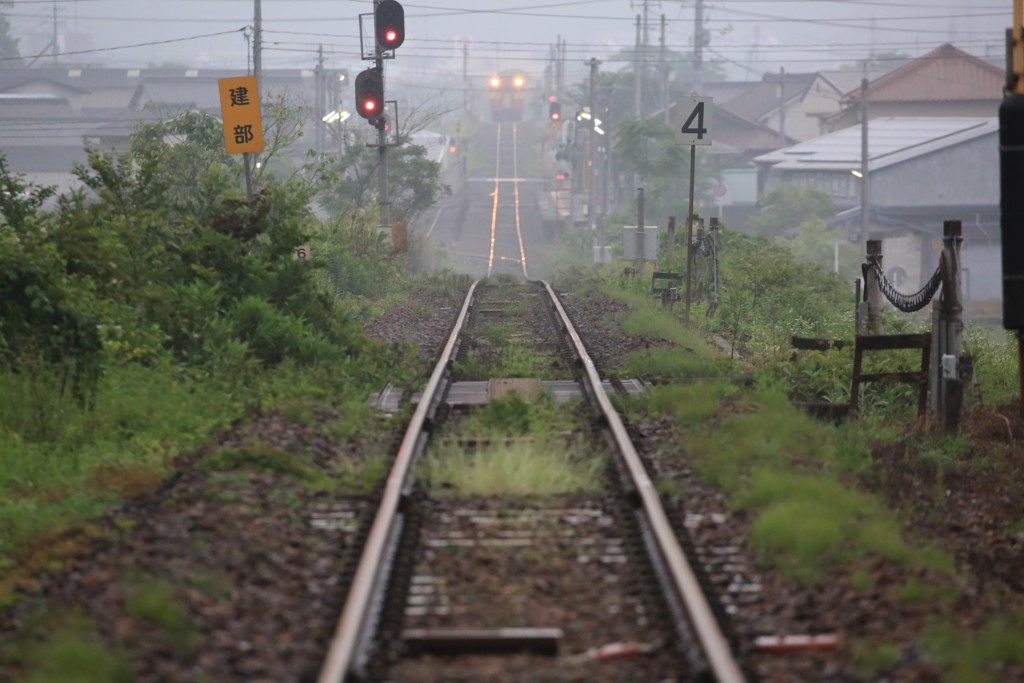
[864,259,942,313]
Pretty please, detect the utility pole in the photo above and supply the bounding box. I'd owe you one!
[244,0,264,199]
[660,14,669,122]
[694,0,704,94]
[559,37,566,98]
[254,0,263,94]
[859,78,870,248]
[315,46,325,155]
[51,1,58,64]
[634,15,642,116]
[601,82,612,232]
[586,58,601,232]
[462,39,469,113]
[374,0,391,230]
[777,66,786,146]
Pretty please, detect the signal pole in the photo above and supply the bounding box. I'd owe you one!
[586,58,601,232]
[374,0,389,229]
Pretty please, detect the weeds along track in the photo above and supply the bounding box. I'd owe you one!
[318,276,748,683]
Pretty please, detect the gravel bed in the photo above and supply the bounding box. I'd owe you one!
[2,275,1022,683]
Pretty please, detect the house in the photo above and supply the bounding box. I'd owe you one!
[721,71,828,142]
[754,117,1000,305]
[0,66,350,196]
[824,44,1005,131]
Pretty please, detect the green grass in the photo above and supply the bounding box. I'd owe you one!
[621,346,731,380]
[125,577,197,654]
[5,612,132,683]
[423,394,602,496]
[853,641,901,680]
[421,439,604,496]
[0,351,399,582]
[625,382,735,425]
[927,611,1024,683]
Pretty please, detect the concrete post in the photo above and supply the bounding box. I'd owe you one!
[636,187,645,276]
[942,219,965,433]
[865,239,883,335]
[666,216,676,258]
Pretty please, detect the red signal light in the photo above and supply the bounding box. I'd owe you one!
[375,0,405,50]
[549,100,561,121]
[448,144,457,154]
[355,68,384,120]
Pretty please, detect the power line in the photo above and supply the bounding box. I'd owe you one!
[0,28,247,62]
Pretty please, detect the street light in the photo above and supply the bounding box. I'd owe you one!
[323,110,351,124]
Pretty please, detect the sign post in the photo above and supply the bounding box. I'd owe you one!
[218,75,265,199]
[677,96,713,322]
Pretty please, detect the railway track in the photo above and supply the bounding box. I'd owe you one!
[316,277,748,683]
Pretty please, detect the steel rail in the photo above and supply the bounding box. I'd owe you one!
[542,280,748,683]
[317,279,480,683]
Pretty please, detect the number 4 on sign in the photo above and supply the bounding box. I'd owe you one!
[678,96,713,146]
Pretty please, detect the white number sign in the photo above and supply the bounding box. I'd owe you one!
[677,96,713,146]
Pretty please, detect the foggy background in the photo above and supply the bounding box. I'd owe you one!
[6,0,1012,86]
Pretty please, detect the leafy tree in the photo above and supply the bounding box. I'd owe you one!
[318,137,447,224]
[712,229,854,354]
[784,219,861,283]
[0,7,20,67]
[749,184,835,240]
[613,116,691,225]
[0,157,101,401]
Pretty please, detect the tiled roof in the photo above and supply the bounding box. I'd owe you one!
[723,72,819,122]
[848,44,1003,104]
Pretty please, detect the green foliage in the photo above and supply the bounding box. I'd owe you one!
[613,117,692,224]
[966,327,1018,408]
[0,9,20,66]
[710,229,855,355]
[7,614,131,683]
[318,138,448,223]
[750,184,836,240]
[422,440,604,496]
[0,157,102,402]
[125,578,197,653]
[202,440,320,482]
[317,219,405,298]
[853,641,901,680]
[927,611,1024,683]
[780,218,861,283]
[626,382,734,425]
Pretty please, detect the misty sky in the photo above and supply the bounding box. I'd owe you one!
[7,0,1012,84]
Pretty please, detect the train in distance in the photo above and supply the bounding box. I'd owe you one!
[488,71,527,122]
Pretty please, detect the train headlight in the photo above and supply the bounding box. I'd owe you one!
[513,76,525,90]
[489,76,502,90]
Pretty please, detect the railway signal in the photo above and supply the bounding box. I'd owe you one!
[355,67,384,121]
[375,0,405,50]
[549,100,561,121]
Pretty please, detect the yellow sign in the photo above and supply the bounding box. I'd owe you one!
[218,76,265,154]
[1016,0,1024,94]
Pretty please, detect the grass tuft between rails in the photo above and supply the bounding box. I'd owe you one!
[422,393,603,496]
[421,440,604,496]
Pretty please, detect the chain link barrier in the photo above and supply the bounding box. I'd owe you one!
[690,231,719,307]
[863,258,943,313]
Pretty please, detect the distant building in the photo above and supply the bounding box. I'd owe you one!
[754,117,1000,305]
[823,44,1004,131]
[0,66,349,193]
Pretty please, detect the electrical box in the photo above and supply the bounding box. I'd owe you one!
[622,226,660,261]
